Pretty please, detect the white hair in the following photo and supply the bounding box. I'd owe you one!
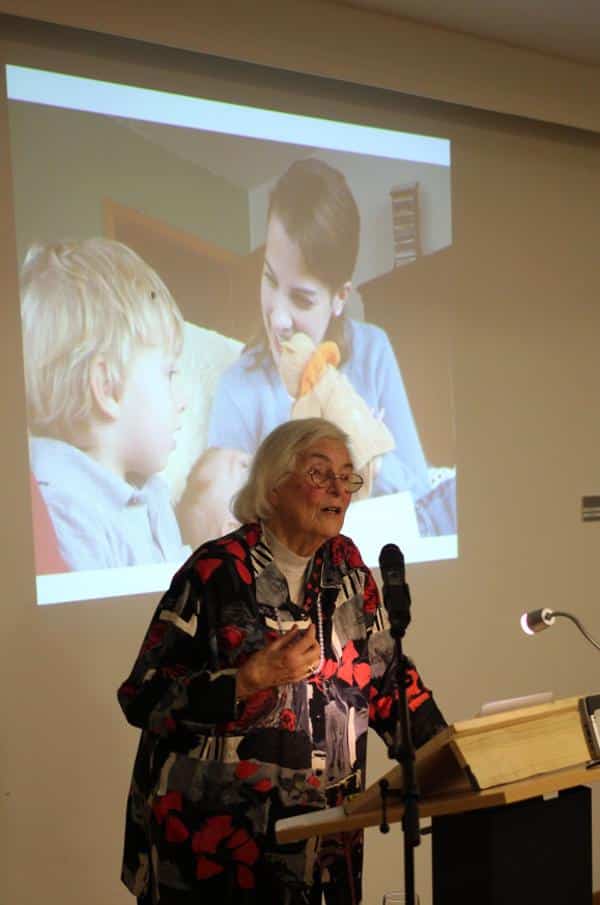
[233,417,350,524]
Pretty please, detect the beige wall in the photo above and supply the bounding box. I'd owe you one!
[1,0,600,131]
[1,8,600,905]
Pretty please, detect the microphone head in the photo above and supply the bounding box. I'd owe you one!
[520,608,555,635]
[379,544,405,584]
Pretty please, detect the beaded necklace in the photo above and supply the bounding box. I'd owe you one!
[303,547,329,677]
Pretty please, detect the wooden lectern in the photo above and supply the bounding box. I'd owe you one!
[276,696,600,904]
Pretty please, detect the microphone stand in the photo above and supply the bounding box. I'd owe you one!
[380,586,420,905]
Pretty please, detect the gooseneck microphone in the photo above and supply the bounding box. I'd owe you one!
[521,608,600,652]
[379,543,411,637]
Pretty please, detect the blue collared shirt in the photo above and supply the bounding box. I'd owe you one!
[207,319,431,499]
[30,437,190,571]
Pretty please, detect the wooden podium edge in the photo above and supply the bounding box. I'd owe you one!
[451,695,581,736]
[275,761,600,844]
[345,694,594,814]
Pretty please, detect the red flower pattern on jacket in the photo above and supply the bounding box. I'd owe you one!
[369,687,393,721]
[235,760,260,780]
[329,535,364,569]
[243,523,261,548]
[368,667,431,722]
[235,761,274,794]
[362,573,380,615]
[327,536,380,618]
[152,790,183,824]
[193,534,254,587]
[235,688,277,728]
[279,708,296,731]
[337,640,371,688]
[405,666,431,712]
[152,792,192,844]
[311,643,371,691]
[215,537,252,584]
[192,815,260,888]
[219,625,245,649]
[141,620,168,653]
[194,557,223,583]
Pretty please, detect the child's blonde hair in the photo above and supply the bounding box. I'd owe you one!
[21,238,184,441]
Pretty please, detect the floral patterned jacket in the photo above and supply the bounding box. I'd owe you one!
[118,523,446,905]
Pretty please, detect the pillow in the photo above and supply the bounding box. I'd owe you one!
[162,321,242,503]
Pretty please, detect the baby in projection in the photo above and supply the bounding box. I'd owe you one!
[21,238,190,571]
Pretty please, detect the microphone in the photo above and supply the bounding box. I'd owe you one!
[520,608,600,652]
[379,543,411,637]
[520,608,555,634]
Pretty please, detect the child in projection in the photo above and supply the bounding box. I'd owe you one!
[203,158,431,514]
[21,238,190,571]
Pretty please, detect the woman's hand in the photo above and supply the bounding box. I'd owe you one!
[236,624,321,699]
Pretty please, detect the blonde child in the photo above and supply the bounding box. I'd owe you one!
[22,238,190,571]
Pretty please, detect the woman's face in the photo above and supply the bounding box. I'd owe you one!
[266,438,354,556]
[261,214,349,369]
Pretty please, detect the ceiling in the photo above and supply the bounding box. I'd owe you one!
[123,0,600,190]
[333,0,600,66]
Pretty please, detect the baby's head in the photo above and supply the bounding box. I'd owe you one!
[21,238,185,477]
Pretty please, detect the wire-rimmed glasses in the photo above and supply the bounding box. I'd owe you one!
[305,466,364,494]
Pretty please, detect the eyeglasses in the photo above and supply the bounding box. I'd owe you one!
[305,466,364,494]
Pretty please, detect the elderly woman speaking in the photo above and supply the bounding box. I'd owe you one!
[118,417,445,905]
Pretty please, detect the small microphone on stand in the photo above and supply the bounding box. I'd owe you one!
[379,543,411,637]
[520,608,600,652]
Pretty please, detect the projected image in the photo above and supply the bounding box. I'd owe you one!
[7,65,456,604]
[21,239,191,573]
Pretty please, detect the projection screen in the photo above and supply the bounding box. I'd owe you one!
[6,63,455,605]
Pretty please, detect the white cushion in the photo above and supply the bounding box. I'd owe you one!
[162,321,242,503]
